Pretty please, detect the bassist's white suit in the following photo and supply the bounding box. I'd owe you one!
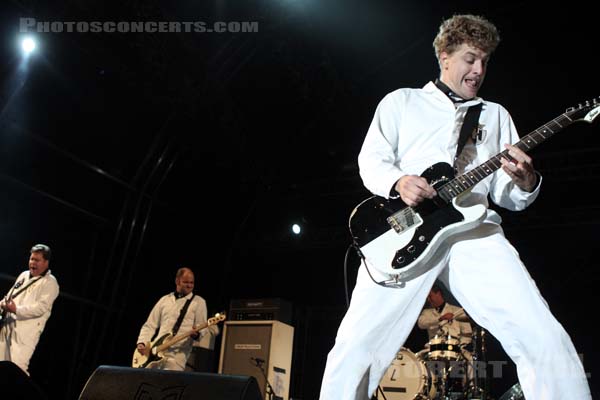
[137,292,208,371]
[319,82,591,399]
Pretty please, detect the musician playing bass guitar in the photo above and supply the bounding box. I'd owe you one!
[135,267,217,371]
[319,14,592,400]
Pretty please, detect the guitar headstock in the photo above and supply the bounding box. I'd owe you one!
[565,97,600,123]
[207,311,227,326]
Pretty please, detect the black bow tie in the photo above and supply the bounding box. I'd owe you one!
[434,79,466,103]
[448,93,466,103]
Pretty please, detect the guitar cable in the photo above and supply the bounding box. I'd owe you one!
[343,243,354,308]
[343,243,389,400]
[348,241,405,290]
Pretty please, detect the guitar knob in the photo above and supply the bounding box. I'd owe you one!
[407,245,416,253]
[396,256,405,264]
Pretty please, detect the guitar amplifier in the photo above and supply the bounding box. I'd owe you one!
[218,321,294,400]
[228,298,293,325]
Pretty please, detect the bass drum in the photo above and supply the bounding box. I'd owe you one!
[378,347,435,400]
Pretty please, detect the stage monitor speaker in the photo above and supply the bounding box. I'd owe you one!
[78,365,262,400]
[0,361,47,400]
[219,321,294,400]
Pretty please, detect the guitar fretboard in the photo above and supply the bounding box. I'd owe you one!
[437,113,574,203]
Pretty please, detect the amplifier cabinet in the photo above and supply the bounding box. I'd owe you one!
[218,321,294,400]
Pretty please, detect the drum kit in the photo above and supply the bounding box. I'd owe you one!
[376,324,524,400]
[377,337,475,400]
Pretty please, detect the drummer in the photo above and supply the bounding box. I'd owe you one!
[417,284,475,391]
[417,284,473,349]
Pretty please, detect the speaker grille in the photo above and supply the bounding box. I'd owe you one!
[78,365,262,400]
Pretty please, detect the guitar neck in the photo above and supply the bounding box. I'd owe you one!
[156,321,210,353]
[437,112,574,202]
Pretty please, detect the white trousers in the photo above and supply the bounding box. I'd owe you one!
[319,223,591,400]
[0,325,35,375]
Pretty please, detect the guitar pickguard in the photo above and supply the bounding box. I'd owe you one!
[390,204,462,269]
[350,162,484,278]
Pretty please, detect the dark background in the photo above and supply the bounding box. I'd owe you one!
[0,1,597,399]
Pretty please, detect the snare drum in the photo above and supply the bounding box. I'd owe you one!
[378,347,435,400]
[427,335,461,361]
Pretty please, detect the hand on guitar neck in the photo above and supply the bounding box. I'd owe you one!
[132,312,226,369]
[351,98,600,280]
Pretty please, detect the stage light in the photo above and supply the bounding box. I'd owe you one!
[291,223,301,235]
[21,37,36,55]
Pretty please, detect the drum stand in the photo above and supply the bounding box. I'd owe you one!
[437,362,451,399]
[434,357,466,400]
[431,326,490,400]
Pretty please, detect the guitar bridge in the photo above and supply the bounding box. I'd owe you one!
[387,207,422,233]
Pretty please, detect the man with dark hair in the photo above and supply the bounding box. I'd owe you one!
[319,14,590,399]
[417,284,474,392]
[0,244,59,375]
[417,285,472,348]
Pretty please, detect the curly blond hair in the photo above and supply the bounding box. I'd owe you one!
[433,14,500,66]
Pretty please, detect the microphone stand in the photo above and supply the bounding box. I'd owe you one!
[251,358,279,400]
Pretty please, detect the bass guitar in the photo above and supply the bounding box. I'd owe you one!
[350,98,599,280]
[132,311,226,368]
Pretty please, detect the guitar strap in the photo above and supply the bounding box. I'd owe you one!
[172,295,194,336]
[1,276,44,330]
[455,103,483,165]
[7,275,43,301]
[433,79,483,163]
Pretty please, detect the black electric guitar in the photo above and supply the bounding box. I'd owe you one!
[350,98,600,280]
[131,312,226,369]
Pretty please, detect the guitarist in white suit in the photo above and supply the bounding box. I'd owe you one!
[319,14,591,400]
[0,244,60,375]
[135,267,211,371]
